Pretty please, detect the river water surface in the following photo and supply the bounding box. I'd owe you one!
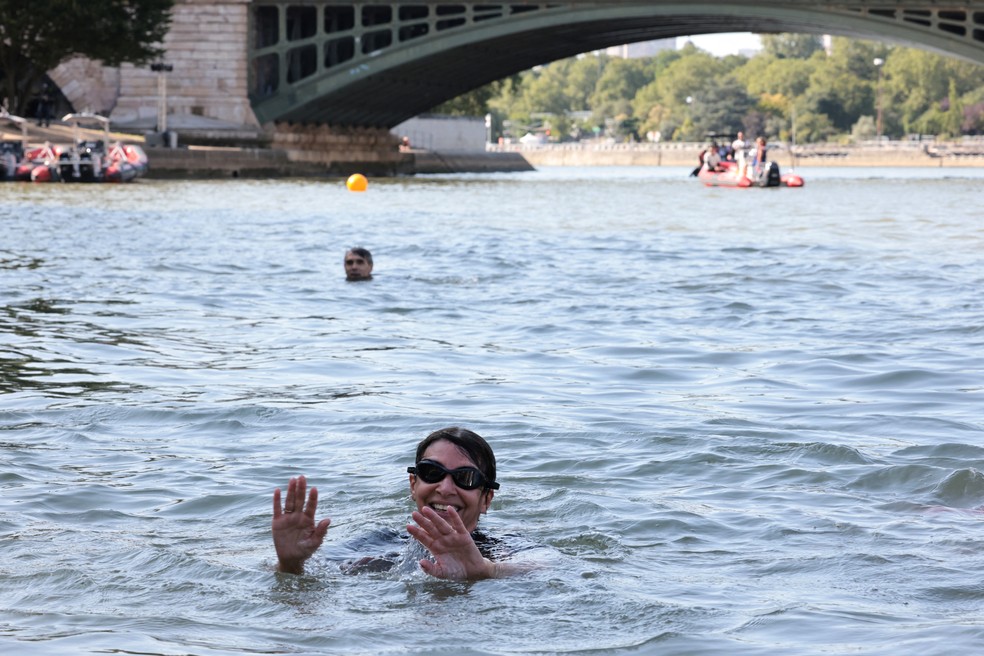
[2,166,984,655]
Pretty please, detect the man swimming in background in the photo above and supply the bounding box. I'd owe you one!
[344,247,373,281]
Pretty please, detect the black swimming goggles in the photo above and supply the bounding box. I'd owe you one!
[408,459,499,491]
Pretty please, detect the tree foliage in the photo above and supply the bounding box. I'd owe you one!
[588,57,652,122]
[761,34,825,59]
[434,77,517,117]
[0,0,174,115]
[482,35,984,144]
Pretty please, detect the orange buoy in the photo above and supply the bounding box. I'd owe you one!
[346,173,368,192]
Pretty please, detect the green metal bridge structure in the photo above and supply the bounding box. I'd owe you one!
[247,1,984,128]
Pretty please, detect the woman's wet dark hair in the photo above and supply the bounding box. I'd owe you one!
[415,426,497,490]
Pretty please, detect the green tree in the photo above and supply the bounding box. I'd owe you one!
[735,54,816,99]
[613,115,640,142]
[736,54,819,139]
[962,87,984,134]
[791,108,836,142]
[804,67,870,133]
[631,82,666,138]
[825,37,892,86]
[884,47,983,136]
[563,55,606,111]
[801,38,889,133]
[517,60,576,116]
[487,34,984,145]
[487,75,523,118]
[588,57,651,124]
[757,92,796,140]
[434,78,517,116]
[761,33,825,59]
[942,78,964,138]
[640,48,729,140]
[851,115,877,141]
[0,0,174,115]
[626,49,682,137]
[688,75,754,139]
[910,105,946,136]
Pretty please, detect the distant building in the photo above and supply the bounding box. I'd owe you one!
[392,115,486,152]
[605,39,676,58]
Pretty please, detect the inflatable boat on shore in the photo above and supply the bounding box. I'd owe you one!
[0,110,28,181]
[3,112,148,183]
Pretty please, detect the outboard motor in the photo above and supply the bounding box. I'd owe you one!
[59,141,105,182]
[77,145,103,182]
[763,161,781,187]
[0,151,16,181]
[0,141,23,180]
[58,149,80,181]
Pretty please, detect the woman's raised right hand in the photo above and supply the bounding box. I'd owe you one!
[272,475,331,574]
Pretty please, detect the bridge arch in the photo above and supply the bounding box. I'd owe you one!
[248,1,984,128]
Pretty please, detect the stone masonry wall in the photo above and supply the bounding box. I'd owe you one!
[112,0,257,127]
[270,123,410,174]
[45,0,413,172]
[47,59,121,116]
[50,0,257,128]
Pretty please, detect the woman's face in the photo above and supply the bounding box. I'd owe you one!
[409,438,494,533]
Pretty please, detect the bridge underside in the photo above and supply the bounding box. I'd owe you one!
[248,2,984,128]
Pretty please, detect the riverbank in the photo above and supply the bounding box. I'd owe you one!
[0,119,533,177]
[6,117,982,175]
[138,141,984,176]
[493,141,984,168]
[141,147,534,178]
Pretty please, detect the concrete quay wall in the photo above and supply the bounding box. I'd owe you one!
[142,145,533,177]
[143,146,322,179]
[255,122,534,176]
[499,143,984,168]
[411,151,535,174]
[140,140,979,178]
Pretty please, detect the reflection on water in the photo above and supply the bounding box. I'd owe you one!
[1,168,984,654]
[0,296,146,396]
[0,256,43,270]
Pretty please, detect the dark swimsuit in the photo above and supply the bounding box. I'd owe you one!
[333,528,517,575]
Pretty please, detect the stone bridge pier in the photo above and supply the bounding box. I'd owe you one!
[52,0,257,132]
[48,0,406,174]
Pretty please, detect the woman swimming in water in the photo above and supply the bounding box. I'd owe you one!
[272,426,530,579]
